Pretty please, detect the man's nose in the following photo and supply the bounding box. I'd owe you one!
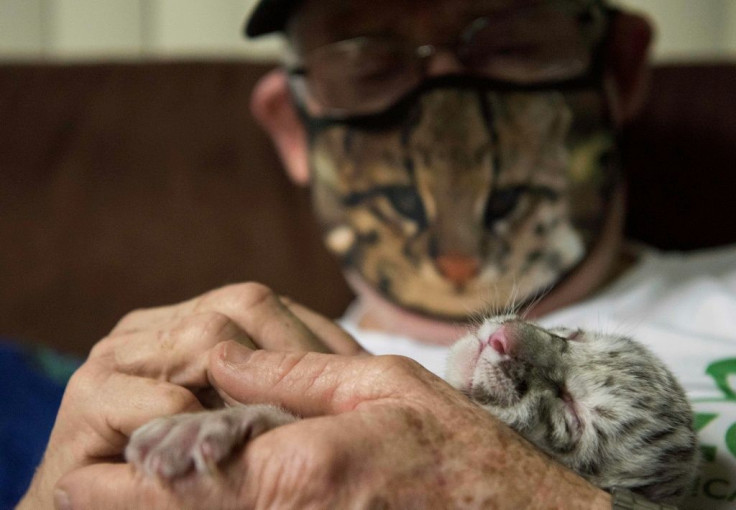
[436,254,480,286]
[424,49,466,76]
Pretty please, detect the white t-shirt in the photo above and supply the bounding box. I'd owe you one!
[340,244,736,510]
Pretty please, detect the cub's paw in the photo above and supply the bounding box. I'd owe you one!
[125,404,296,480]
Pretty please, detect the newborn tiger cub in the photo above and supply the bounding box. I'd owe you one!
[126,315,698,506]
[444,315,699,505]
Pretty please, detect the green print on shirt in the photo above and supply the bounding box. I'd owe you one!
[692,358,736,503]
[707,359,736,401]
[696,413,719,462]
[695,358,736,458]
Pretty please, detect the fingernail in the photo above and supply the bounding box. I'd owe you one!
[222,340,253,366]
[54,489,72,510]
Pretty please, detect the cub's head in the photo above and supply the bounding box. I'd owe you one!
[446,315,699,505]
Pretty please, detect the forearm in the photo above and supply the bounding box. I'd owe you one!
[433,402,612,510]
[529,458,612,510]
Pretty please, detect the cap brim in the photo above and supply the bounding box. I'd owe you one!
[244,0,301,37]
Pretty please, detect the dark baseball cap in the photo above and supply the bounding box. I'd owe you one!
[245,0,610,37]
[245,0,304,37]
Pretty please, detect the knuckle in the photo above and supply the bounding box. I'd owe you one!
[302,436,341,471]
[173,311,238,347]
[158,383,201,414]
[204,282,276,312]
[64,363,98,400]
[111,307,147,333]
[88,335,115,360]
[372,354,423,378]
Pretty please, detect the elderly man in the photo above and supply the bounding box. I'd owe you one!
[19,1,736,509]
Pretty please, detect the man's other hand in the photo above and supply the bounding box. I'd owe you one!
[54,342,610,510]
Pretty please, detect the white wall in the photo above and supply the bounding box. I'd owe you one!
[0,0,283,61]
[617,0,736,61]
[0,0,734,62]
[50,0,143,57]
[725,0,736,51]
[0,0,44,57]
[147,0,282,57]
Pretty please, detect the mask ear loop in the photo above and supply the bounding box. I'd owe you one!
[287,79,320,144]
[592,5,624,195]
[546,5,624,299]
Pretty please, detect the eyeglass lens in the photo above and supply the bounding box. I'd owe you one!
[292,1,605,116]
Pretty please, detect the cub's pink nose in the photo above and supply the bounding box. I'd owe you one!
[488,326,510,355]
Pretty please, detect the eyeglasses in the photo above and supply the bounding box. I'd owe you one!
[286,1,610,118]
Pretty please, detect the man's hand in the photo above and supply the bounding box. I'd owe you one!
[16,283,364,510]
[93,282,364,389]
[54,341,612,510]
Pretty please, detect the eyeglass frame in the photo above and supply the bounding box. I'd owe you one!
[283,2,615,119]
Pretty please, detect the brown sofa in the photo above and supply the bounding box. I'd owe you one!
[1,62,735,356]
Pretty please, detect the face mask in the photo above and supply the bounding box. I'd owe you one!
[299,74,619,320]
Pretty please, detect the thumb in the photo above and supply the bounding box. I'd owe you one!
[209,341,427,417]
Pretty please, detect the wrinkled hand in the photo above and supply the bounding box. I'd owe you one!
[17,283,364,510]
[55,342,611,510]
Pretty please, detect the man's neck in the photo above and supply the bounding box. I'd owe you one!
[347,272,472,345]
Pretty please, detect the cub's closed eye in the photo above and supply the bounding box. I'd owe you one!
[567,329,583,340]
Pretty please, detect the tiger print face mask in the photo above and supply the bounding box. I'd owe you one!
[300,74,618,319]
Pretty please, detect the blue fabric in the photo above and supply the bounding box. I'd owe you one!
[0,340,81,509]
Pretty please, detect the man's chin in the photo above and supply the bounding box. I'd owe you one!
[343,271,476,346]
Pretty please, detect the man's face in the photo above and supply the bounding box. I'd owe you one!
[285,0,617,320]
[290,0,598,57]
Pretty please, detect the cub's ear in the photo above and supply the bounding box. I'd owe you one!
[251,69,310,185]
[604,10,654,124]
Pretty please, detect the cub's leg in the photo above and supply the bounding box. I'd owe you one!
[125,404,297,480]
